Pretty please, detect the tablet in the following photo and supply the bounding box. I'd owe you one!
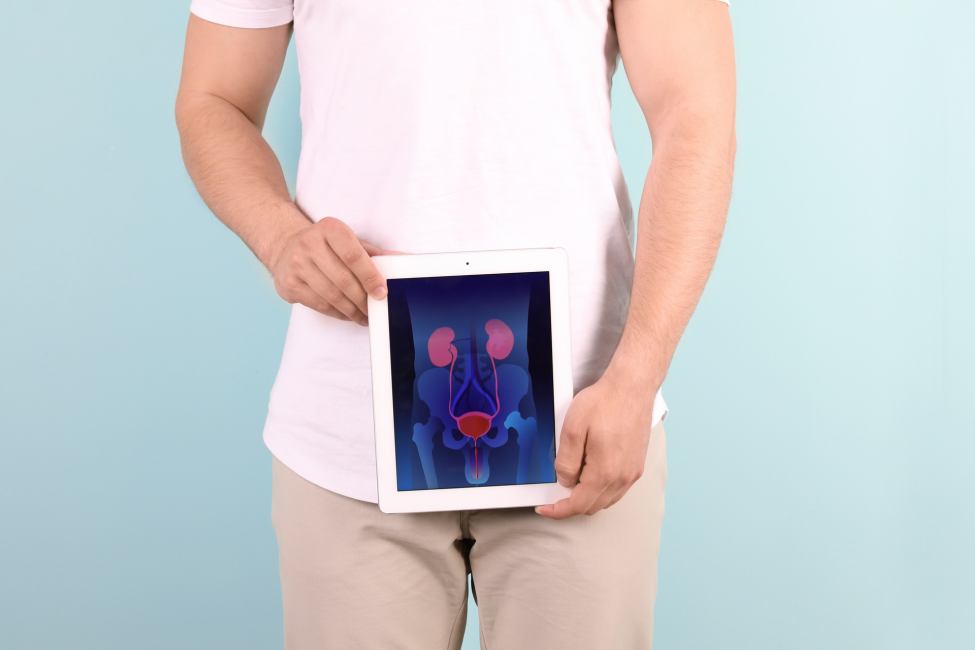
[367,249,574,513]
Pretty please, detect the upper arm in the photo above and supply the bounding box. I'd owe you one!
[614,0,736,140]
[176,14,292,130]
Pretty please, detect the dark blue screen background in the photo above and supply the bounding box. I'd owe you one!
[386,272,557,491]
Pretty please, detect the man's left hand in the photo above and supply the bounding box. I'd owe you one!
[536,365,657,519]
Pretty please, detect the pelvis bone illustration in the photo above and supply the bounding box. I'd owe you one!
[413,318,536,486]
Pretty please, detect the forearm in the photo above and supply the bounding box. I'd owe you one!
[175,17,392,325]
[608,117,735,390]
[176,93,308,270]
[534,0,736,518]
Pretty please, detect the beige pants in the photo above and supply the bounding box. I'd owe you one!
[271,422,667,650]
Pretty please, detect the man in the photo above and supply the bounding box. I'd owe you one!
[175,0,735,647]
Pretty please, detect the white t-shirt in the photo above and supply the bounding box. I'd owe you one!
[188,0,726,502]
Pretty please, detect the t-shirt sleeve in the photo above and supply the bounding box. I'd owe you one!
[189,0,294,29]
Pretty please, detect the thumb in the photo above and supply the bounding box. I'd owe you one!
[360,239,410,256]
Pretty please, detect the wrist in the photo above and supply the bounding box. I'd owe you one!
[603,334,668,399]
[259,202,311,271]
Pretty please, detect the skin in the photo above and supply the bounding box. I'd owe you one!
[175,19,398,326]
[175,0,735,519]
[540,0,736,518]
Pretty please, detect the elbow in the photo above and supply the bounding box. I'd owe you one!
[174,101,183,139]
[173,89,202,169]
[729,126,737,173]
[174,91,189,140]
[651,108,737,168]
[174,90,195,140]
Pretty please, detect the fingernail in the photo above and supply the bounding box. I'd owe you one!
[358,317,369,327]
[557,476,571,487]
[534,506,543,515]
[372,287,387,300]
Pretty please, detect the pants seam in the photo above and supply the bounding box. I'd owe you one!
[447,585,469,650]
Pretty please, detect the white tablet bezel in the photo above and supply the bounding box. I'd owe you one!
[367,248,574,513]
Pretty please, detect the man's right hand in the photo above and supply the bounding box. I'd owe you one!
[269,216,403,326]
[175,18,403,327]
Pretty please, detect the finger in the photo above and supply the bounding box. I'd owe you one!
[542,452,625,519]
[314,244,370,315]
[299,262,368,325]
[573,460,618,516]
[585,482,628,515]
[285,280,353,321]
[603,463,645,510]
[552,409,587,488]
[321,219,388,300]
[360,239,409,256]
[603,484,633,510]
[535,477,604,520]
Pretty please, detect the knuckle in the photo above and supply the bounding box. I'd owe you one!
[560,428,580,444]
[552,458,576,476]
[334,268,357,289]
[283,276,300,291]
[615,469,634,486]
[323,217,350,241]
[361,269,382,287]
[342,246,363,265]
[275,283,297,303]
[325,284,344,303]
[591,465,615,485]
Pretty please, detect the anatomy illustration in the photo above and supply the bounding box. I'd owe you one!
[412,319,538,487]
[387,272,555,491]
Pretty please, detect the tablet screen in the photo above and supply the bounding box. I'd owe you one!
[386,272,558,491]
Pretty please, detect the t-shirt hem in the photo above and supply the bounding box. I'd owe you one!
[651,390,668,427]
[189,1,293,29]
[264,429,380,503]
[264,389,666,505]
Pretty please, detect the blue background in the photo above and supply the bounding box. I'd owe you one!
[1,2,972,648]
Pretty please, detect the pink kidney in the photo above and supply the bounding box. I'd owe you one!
[428,327,457,367]
[484,319,513,360]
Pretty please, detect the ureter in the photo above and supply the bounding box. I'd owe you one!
[490,355,500,418]
[448,347,457,420]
